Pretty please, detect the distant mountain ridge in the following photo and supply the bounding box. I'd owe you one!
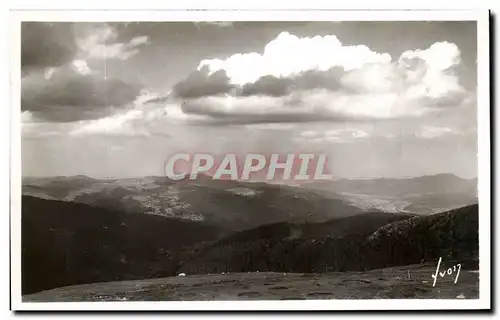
[22,175,363,230]
[296,173,475,194]
[22,173,477,220]
[295,173,477,214]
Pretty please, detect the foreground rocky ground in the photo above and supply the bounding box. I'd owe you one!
[23,263,479,301]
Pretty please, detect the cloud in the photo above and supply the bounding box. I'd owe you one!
[56,90,176,137]
[21,65,142,122]
[22,22,150,75]
[194,21,233,28]
[21,22,78,72]
[22,118,80,139]
[76,23,149,61]
[173,66,235,98]
[179,89,435,124]
[239,75,292,97]
[69,113,173,139]
[71,59,92,75]
[23,97,172,139]
[21,111,35,123]
[415,126,455,139]
[198,32,391,85]
[169,32,472,124]
[174,66,346,99]
[295,128,371,144]
[21,22,151,123]
[300,130,319,138]
[69,109,150,137]
[21,26,474,142]
[326,129,369,139]
[43,68,56,80]
[241,123,295,130]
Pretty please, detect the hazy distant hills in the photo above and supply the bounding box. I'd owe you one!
[179,205,479,275]
[300,173,477,197]
[22,195,228,295]
[22,175,363,230]
[296,173,478,214]
[23,173,478,226]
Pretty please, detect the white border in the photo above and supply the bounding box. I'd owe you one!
[9,10,491,311]
[8,9,490,22]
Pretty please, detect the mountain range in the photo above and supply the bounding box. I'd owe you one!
[295,173,477,214]
[22,193,478,295]
[23,175,362,230]
[22,173,477,230]
[21,173,479,295]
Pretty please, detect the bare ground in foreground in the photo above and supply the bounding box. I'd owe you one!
[23,263,479,301]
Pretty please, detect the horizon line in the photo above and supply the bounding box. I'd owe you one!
[21,172,478,181]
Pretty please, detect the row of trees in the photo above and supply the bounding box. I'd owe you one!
[180,205,479,274]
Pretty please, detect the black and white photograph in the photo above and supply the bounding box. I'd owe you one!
[10,10,491,311]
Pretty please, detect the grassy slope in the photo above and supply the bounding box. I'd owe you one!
[23,263,479,302]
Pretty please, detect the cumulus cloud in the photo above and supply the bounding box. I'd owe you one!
[21,22,151,123]
[170,32,472,124]
[21,26,474,142]
[173,66,235,98]
[239,75,292,97]
[21,22,78,72]
[76,23,149,61]
[22,23,150,75]
[21,65,142,122]
[180,89,432,124]
[173,66,347,99]
[198,32,391,85]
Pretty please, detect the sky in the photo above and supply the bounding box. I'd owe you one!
[21,21,478,179]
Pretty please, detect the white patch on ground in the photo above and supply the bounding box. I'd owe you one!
[228,187,261,197]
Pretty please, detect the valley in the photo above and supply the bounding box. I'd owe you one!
[20,174,479,300]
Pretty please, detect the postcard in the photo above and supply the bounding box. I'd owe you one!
[10,9,491,311]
